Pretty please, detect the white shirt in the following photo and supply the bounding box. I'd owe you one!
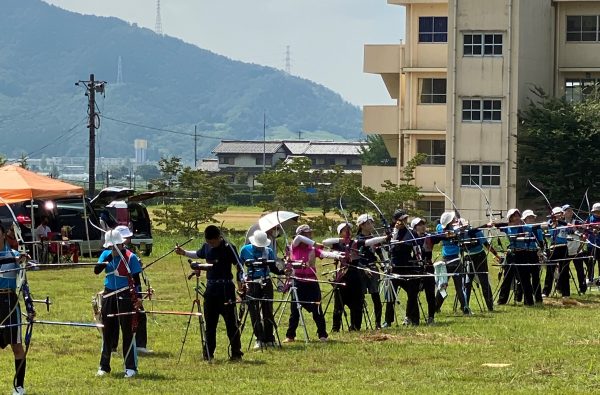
[35,224,51,241]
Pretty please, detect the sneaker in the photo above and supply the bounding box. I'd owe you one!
[12,386,25,395]
[137,347,154,355]
[96,369,108,377]
[253,341,263,350]
[375,323,382,330]
[381,322,390,328]
[124,369,137,378]
[463,308,473,316]
[402,317,413,326]
[541,293,547,298]
[283,337,295,343]
[426,317,435,326]
[265,341,275,347]
[319,337,328,342]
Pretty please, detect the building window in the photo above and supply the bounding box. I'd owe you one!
[464,33,502,56]
[417,140,446,165]
[419,17,448,43]
[565,78,600,102]
[462,98,501,122]
[326,157,336,166]
[419,79,447,104]
[219,156,235,165]
[461,164,501,187]
[416,200,445,224]
[567,15,599,42]
[255,156,272,166]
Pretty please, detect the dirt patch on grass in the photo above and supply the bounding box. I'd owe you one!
[542,298,587,307]
[360,331,490,346]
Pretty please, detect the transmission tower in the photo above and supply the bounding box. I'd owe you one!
[285,45,291,74]
[155,0,163,35]
[116,56,123,84]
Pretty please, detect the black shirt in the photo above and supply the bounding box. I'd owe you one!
[195,240,241,282]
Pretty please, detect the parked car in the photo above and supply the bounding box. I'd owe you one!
[91,187,160,256]
[0,198,104,257]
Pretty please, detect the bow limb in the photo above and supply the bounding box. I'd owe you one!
[471,180,492,223]
[357,188,391,234]
[527,180,553,213]
[434,182,461,220]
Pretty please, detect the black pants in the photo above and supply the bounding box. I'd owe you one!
[100,290,137,372]
[331,286,348,331]
[530,253,543,303]
[112,300,148,350]
[334,269,364,331]
[421,266,436,319]
[587,246,600,281]
[247,280,276,343]
[543,245,569,297]
[435,257,468,312]
[572,252,588,293]
[203,283,242,359]
[286,281,327,339]
[464,251,494,311]
[385,268,420,325]
[498,252,534,305]
[360,270,382,327]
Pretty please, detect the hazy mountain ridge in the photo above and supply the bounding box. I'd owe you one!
[0,0,362,162]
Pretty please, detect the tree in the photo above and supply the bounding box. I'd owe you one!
[17,153,28,170]
[175,168,232,236]
[518,87,600,207]
[254,157,312,213]
[0,155,6,167]
[135,164,161,181]
[374,153,426,220]
[359,135,395,166]
[151,157,183,233]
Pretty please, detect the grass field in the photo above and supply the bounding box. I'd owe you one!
[3,220,600,394]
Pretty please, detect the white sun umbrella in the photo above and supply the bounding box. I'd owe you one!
[244,211,300,249]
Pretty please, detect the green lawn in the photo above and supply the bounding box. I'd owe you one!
[2,236,600,394]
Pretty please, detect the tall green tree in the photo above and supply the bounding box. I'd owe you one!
[255,157,312,213]
[518,87,600,207]
[359,135,395,166]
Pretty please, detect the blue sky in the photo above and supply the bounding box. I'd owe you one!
[43,0,405,107]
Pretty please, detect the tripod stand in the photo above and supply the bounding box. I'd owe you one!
[275,278,309,343]
[322,280,350,331]
[177,273,210,362]
[380,269,401,327]
[238,278,282,352]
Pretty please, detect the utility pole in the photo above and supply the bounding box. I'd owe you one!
[262,111,266,173]
[194,125,198,168]
[77,74,106,198]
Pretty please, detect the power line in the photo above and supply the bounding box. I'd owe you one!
[99,114,221,139]
[22,117,87,158]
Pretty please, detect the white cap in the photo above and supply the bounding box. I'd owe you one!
[506,208,521,220]
[337,223,352,235]
[551,206,564,215]
[249,230,271,248]
[114,225,133,239]
[103,229,125,248]
[356,214,374,226]
[521,209,536,220]
[440,212,456,228]
[295,224,312,235]
[593,203,600,213]
[410,217,425,229]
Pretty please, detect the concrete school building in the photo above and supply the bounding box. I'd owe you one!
[363,0,600,224]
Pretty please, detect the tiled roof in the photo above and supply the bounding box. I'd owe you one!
[302,142,364,155]
[211,140,364,156]
[212,141,284,154]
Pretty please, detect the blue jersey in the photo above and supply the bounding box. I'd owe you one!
[548,221,568,245]
[0,244,19,290]
[502,225,538,251]
[239,244,275,279]
[460,229,487,255]
[98,248,142,291]
[436,223,459,258]
[588,215,600,246]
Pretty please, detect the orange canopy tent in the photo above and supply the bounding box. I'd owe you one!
[0,164,84,203]
[0,164,91,258]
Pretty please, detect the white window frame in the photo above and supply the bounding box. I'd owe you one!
[566,15,600,42]
[419,78,447,104]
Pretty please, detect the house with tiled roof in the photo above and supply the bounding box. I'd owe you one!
[210,140,364,186]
